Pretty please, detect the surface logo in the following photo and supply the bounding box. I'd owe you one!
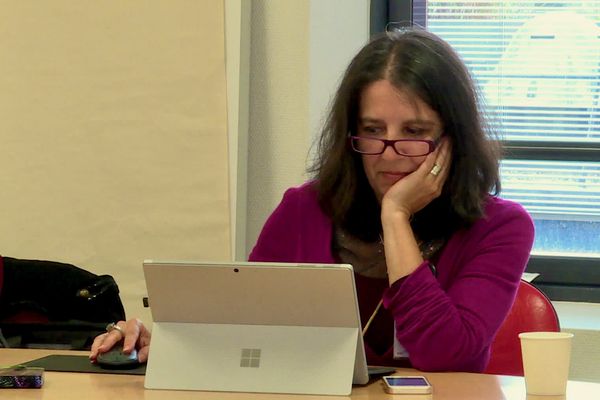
[240,348,261,368]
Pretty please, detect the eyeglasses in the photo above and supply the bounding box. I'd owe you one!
[349,136,440,157]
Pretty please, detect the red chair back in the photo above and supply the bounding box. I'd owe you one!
[485,280,560,376]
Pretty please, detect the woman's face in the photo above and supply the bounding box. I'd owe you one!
[357,79,443,202]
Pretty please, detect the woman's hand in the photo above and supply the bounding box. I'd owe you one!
[380,138,452,283]
[89,318,152,363]
[381,137,452,218]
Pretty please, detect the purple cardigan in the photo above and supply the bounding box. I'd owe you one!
[249,182,534,372]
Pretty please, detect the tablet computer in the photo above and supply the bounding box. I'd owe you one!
[142,260,369,395]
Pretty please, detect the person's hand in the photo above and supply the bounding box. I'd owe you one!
[89,318,151,363]
[381,137,452,219]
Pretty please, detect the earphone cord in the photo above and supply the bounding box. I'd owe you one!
[361,298,383,337]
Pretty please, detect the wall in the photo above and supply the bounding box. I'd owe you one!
[555,301,600,382]
[226,0,251,261]
[245,0,311,255]
[245,0,370,256]
[0,1,231,322]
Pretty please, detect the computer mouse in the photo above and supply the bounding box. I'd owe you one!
[96,343,140,369]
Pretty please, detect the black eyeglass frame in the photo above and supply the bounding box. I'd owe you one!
[348,135,442,157]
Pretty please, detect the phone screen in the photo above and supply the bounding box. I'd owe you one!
[385,377,429,386]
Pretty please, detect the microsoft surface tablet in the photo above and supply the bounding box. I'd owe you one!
[142,260,369,395]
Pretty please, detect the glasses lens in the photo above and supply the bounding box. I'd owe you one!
[394,140,431,156]
[352,137,384,154]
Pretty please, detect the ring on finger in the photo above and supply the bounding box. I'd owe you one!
[106,322,125,338]
[430,163,442,176]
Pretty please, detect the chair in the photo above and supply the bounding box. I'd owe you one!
[484,280,560,376]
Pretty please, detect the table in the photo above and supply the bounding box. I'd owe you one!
[1,349,598,399]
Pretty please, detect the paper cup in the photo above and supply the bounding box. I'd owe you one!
[526,395,565,400]
[519,332,573,396]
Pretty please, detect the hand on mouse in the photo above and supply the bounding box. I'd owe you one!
[96,343,140,369]
[90,318,152,363]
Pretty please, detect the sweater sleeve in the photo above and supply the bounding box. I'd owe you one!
[382,199,535,372]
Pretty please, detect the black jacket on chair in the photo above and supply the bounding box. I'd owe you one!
[0,255,126,350]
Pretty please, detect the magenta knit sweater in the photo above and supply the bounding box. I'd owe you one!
[249,182,534,372]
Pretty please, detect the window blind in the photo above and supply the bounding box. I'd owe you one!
[421,1,600,229]
[500,159,600,217]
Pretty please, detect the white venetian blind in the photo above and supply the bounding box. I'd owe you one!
[424,1,600,224]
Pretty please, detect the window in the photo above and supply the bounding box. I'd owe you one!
[373,0,600,301]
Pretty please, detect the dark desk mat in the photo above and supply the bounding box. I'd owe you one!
[21,355,389,379]
[21,355,146,375]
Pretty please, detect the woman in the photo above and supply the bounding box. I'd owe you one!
[91,29,534,373]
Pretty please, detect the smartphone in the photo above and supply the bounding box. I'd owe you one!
[382,375,432,394]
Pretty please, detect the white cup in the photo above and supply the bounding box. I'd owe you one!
[519,331,574,396]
